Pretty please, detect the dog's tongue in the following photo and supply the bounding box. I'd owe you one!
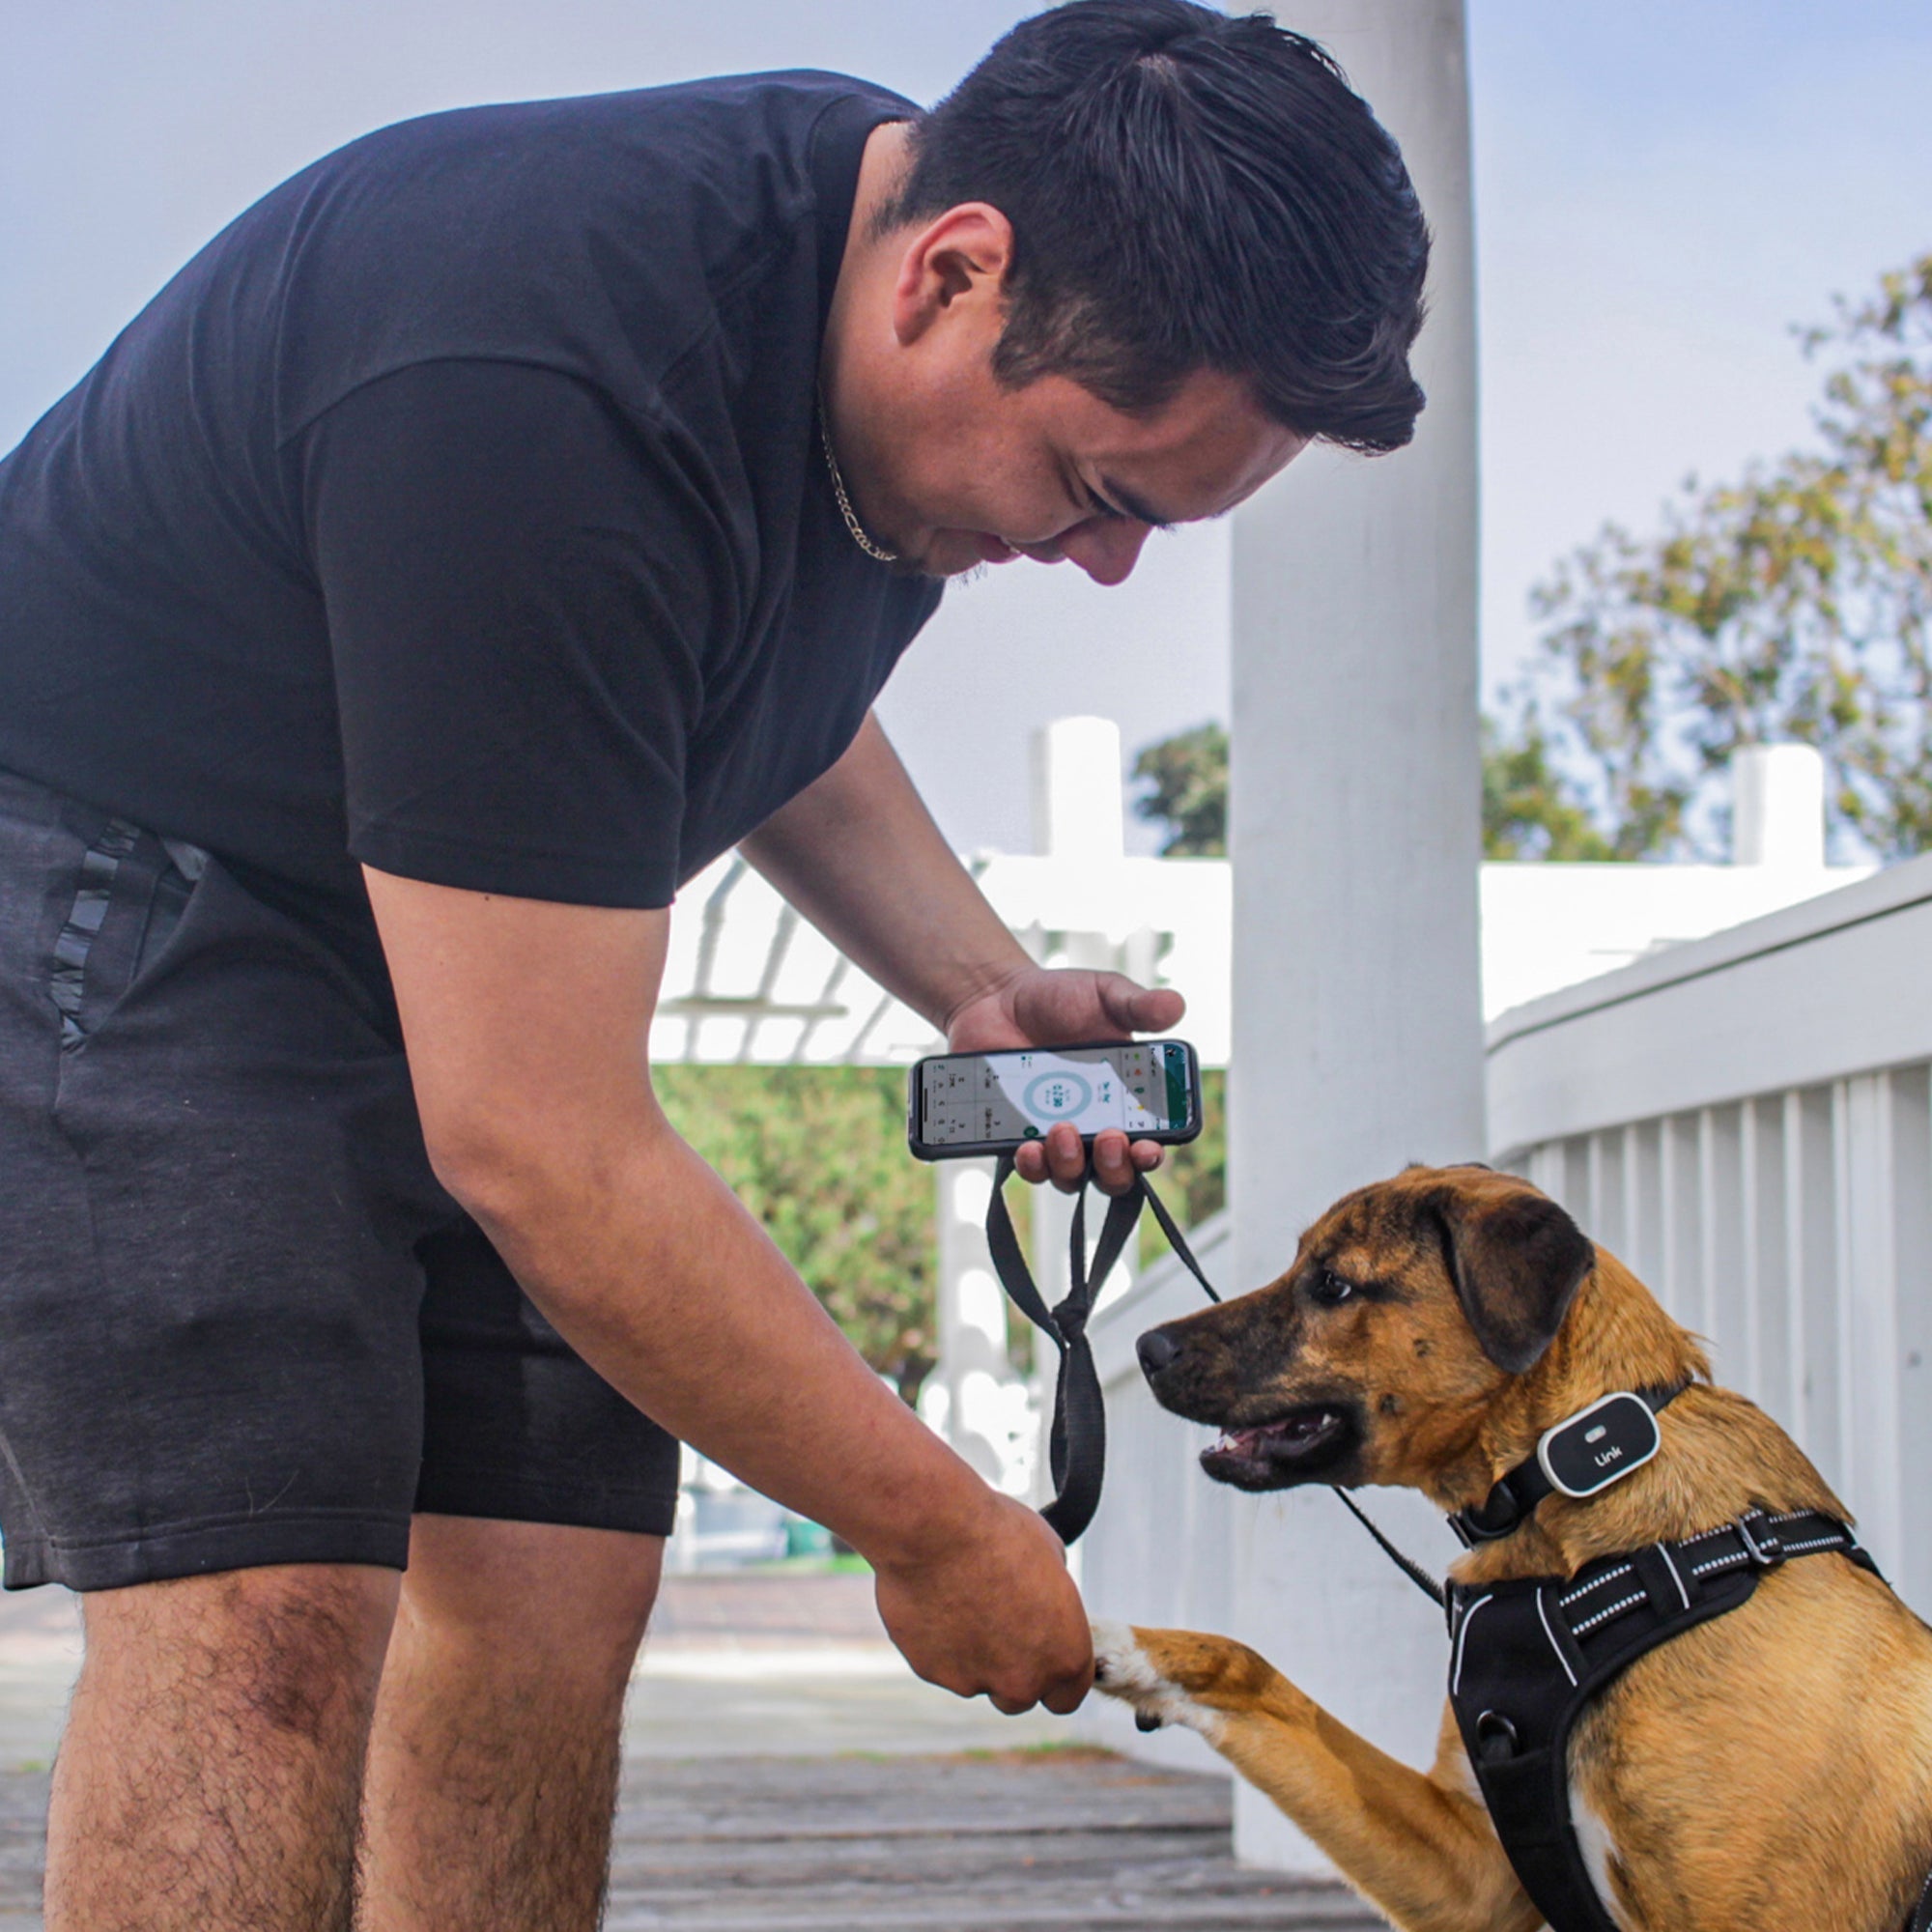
[1215,1424,1273,1458]
[1212,1410,1342,1462]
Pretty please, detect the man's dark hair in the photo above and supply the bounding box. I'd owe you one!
[880,0,1430,453]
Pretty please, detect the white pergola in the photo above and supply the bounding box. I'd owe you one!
[648,723,1232,1072]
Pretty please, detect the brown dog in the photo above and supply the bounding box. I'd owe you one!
[1091,1163,1932,1932]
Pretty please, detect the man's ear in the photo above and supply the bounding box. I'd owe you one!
[1433,1181,1594,1374]
[891,203,1013,346]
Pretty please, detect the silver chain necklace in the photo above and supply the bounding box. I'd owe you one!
[816,386,899,564]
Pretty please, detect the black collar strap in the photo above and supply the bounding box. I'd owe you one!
[1451,1384,1688,1548]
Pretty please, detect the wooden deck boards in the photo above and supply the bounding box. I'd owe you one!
[0,1752,1385,1930]
[602,1752,1383,1930]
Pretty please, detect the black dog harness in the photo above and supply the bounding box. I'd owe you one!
[1448,1502,1888,1931]
[1422,1385,1925,1932]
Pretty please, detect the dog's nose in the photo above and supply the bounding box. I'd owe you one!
[1137,1328,1179,1378]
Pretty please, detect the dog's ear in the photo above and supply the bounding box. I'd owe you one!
[1433,1180,1594,1374]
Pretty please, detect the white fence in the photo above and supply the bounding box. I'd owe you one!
[1489,850,1932,1612]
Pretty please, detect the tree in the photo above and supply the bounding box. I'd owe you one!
[1480,704,1621,861]
[653,1065,937,1403]
[1131,722,1228,856]
[1132,258,1932,865]
[1526,253,1932,860]
[1132,712,1607,861]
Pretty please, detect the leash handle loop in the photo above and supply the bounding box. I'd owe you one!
[985,1158,1195,1546]
[984,1152,1059,1341]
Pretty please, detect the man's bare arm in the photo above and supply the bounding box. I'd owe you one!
[361,866,1091,1713]
[740,711,1184,1189]
[739,711,1033,1034]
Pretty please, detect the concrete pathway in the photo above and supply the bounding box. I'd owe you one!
[633,1572,1070,1758]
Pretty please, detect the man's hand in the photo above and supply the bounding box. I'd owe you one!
[872,1492,1094,1714]
[947,965,1185,1195]
[741,718,1188,1196]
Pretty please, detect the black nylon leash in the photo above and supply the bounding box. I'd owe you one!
[1327,1487,1447,1608]
[984,1157,1217,1545]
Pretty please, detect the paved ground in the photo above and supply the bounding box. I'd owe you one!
[0,1573,1375,1929]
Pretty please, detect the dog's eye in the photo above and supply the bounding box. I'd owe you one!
[1308,1266,1356,1306]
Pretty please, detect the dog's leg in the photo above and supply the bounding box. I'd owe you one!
[1093,1623,1542,1932]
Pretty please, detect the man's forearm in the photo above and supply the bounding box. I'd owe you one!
[740,712,1032,1032]
[459,1101,994,1568]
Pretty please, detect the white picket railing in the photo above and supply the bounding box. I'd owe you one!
[1488,851,1932,1612]
[1078,849,1932,1775]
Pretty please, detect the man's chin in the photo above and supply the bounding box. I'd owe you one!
[912,529,1023,579]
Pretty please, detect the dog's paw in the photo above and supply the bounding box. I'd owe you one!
[1089,1620,1226,1744]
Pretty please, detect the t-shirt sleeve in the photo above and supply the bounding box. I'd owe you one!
[301,358,730,907]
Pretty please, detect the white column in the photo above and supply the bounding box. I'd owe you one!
[1031,716,1127,863]
[1732,744,1827,869]
[1226,0,1484,1872]
[930,1157,1036,1495]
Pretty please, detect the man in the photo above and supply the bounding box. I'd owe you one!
[0,0,1428,1923]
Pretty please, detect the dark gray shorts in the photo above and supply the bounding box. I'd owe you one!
[0,770,680,1591]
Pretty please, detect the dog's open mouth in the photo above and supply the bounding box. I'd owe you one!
[1200,1404,1360,1489]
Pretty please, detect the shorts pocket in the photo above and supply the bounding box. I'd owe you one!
[47,820,205,1051]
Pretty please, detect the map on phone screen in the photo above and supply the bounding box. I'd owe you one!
[920,1043,1188,1149]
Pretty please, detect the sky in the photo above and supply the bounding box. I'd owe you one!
[4,1,1930,854]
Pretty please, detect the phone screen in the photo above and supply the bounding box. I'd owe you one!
[917,1041,1194,1151]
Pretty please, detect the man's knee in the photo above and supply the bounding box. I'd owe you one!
[48,1567,396,1932]
[397,1517,664,1691]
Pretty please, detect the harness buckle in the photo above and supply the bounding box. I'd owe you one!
[1736,1511,1783,1567]
[1473,1711,1520,1764]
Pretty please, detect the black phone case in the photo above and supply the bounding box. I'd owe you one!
[905,1038,1204,1162]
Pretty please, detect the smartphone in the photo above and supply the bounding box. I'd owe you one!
[907,1038,1203,1161]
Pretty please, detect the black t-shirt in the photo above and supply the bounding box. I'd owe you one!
[0,72,939,975]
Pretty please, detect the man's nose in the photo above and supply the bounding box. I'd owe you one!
[1062,516,1151,586]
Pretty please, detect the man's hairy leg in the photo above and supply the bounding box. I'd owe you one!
[356,1515,663,1932]
[46,1563,401,1932]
